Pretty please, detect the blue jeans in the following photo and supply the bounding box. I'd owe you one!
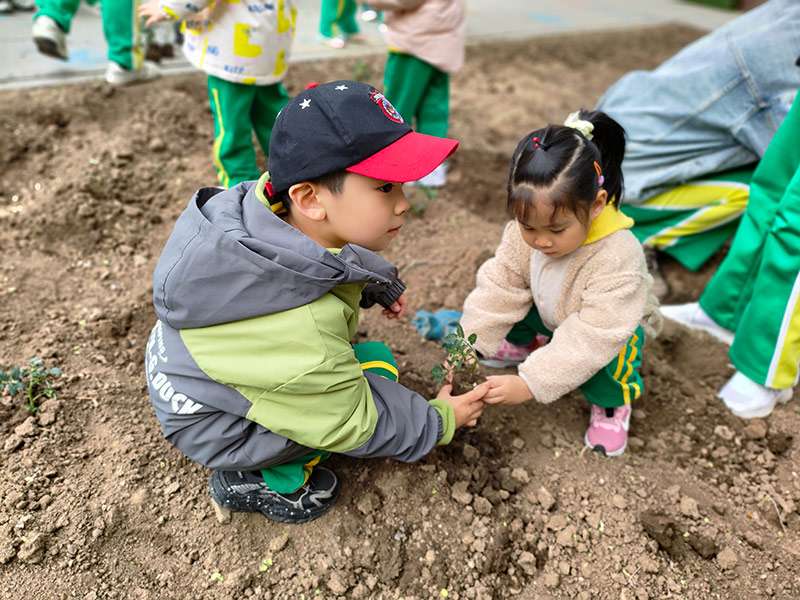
[596,0,800,204]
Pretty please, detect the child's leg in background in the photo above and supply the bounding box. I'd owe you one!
[700,95,800,386]
[251,82,290,158]
[33,0,79,32]
[259,341,398,494]
[622,167,753,272]
[703,95,800,389]
[100,0,142,69]
[207,75,260,188]
[319,0,358,38]
[415,67,450,139]
[383,51,435,131]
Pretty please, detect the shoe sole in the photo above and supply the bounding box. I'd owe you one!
[33,36,67,60]
[479,359,523,368]
[208,471,340,524]
[728,390,792,419]
[584,432,627,457]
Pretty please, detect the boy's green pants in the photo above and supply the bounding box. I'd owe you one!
[506,307,644,408]
[35,0,143,70]
[622,167,754,271]
[260,342,398,494]
[319,0,358,38]
[699,94,800,390]
[207,75,290,188]
[383,51,450,139]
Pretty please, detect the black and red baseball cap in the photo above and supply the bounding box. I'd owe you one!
[268,80,459,192]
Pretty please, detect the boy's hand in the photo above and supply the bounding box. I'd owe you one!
[437,382,488,428]
[484,375,533,405]
[140,0,168,26]
[381,292,408,320]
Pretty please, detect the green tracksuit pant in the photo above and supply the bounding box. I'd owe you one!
[319,0,359,39]
[506,306,644,408]
[383,51,450,139]
[622,167,754,272]
[260,341,398,494]
[207,75,290,188]
[35,0,142,69]
[700,93,800,389]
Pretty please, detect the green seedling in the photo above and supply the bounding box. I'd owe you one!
[431,324,479,388]
[0,358,62,412]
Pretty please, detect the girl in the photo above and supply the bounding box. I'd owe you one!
[459,110,662,457]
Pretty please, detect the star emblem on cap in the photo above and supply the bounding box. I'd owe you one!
[335,85,348,91]
[300,98,311,109]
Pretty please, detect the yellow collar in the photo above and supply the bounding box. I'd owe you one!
[582,203,634,246]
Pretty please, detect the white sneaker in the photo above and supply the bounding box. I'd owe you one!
[718,371,793,419]
[660,302,734,345]
[32,15,68,60]
[413,163,448,188]
[105,61,160,86]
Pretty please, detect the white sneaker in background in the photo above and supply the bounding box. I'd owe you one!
[718,371,793,419]
[105,61,160,86]
[660,302,734,345]
[413,163,448,188]
[32,15,68,60]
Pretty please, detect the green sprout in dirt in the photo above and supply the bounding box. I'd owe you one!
[0,358,62,412]
[431,324,479,387]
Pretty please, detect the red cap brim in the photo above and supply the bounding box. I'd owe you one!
[346,131,459,183]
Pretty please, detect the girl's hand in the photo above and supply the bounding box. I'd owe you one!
[381,292,408,320]
[437,382,489,428]
[139,0,168,26]
[484,375,533,405]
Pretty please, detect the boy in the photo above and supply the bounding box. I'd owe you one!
[145,81,488,524]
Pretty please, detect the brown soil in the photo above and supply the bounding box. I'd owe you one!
[1,25,798,600]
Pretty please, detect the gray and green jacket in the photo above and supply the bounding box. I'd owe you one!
[145,178,455,471]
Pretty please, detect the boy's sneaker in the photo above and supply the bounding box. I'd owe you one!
[718,371,793,419]
[584,404,631,457]
[105,61,160,86]
[32,15,68,60]
[660,302,734,345]
[480,337,546,368]
[209,467,340,524]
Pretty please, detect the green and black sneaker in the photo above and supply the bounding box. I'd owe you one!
[209,467,340,524]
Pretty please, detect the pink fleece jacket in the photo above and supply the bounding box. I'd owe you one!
[368,0,465,73]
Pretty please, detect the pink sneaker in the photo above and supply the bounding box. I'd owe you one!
[584,404,631,457]
[480,336,547,368]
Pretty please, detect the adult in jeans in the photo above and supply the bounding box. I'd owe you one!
[32,0,159,86]
[595,0,800,292]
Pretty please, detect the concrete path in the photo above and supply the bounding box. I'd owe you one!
[0,0,738,90]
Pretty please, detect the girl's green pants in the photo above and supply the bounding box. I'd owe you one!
[506,306,644,408]
[260,342,397,494]
[383,51,450,139]
[699,93,800,389]
[207,75,290,188]
[35,0,143,70]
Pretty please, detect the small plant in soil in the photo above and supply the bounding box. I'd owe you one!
[431,324,480,393]
[0,358,61,412]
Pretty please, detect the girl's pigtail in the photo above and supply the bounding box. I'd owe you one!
[579,109,626,207]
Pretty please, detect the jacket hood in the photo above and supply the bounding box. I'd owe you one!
[153,181,400,329]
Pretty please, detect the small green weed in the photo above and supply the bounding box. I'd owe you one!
[0,358,62,412]
[431,324,479,387]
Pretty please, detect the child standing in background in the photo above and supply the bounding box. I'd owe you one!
[459,110,662,457]
[367,0,465,187]
[140,0,296,188]
[319,0,365,49]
